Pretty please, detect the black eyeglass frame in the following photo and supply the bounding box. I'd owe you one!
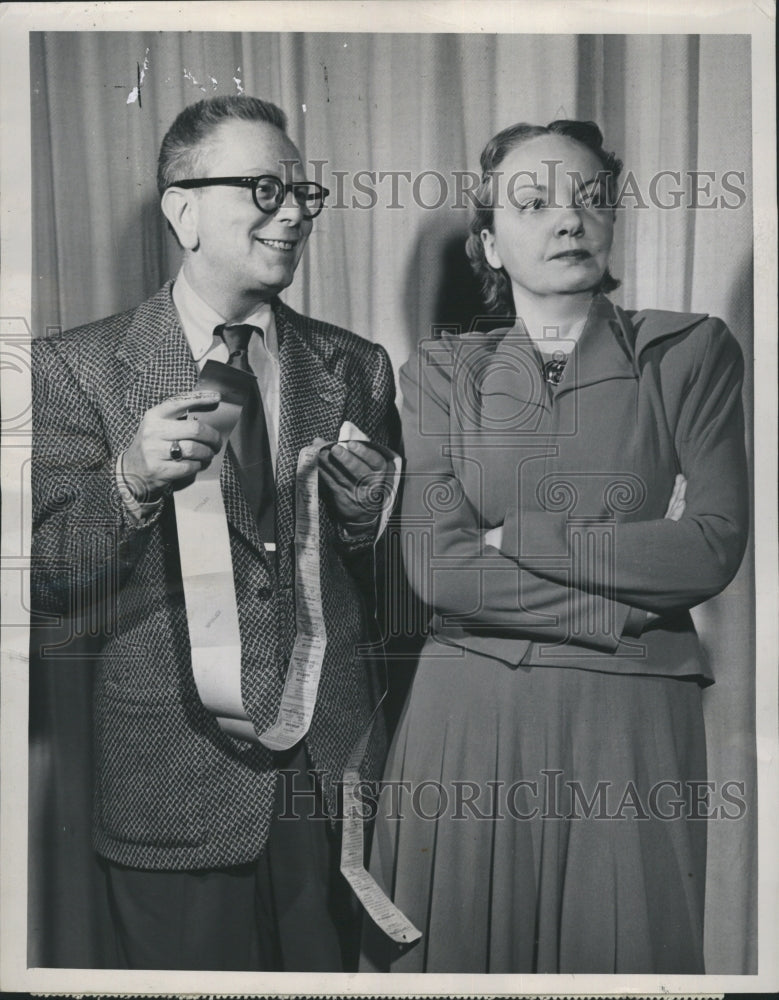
[167,175,330,219]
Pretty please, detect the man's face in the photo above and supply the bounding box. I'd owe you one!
[183,118,313,317]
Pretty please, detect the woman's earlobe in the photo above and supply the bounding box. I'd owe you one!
[481,228,501,270]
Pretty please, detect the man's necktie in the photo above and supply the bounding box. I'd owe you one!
[215,323,276,542]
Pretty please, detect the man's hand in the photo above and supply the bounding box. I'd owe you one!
[121,390,223,501]
[314,437,395,527]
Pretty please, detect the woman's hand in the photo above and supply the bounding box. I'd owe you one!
[643,474,688,627]
[664,473,687,521]
[483,524,504,550]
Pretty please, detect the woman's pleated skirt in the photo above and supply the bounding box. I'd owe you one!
[360,639,707,973]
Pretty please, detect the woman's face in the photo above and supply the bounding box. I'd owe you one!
[481,133,615,301]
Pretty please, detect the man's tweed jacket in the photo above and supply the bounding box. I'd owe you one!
[31,282,397,871]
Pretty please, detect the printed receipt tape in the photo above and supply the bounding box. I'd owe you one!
[340,723,422,944]
[174,368,417,942]
[256,441,327,751]
[243,423,402,751]
[313,423,418,944]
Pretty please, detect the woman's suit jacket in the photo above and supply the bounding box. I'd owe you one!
[400,294,748,681]
[31,282,397,871]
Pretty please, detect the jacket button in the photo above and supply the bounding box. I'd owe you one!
[256,586,273,600]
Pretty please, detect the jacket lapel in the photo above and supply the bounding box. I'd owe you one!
[118,283,272,569]
[119,283,198,419]
[554,295,639,397]
[477,325,552,420]
[274,303,348,553]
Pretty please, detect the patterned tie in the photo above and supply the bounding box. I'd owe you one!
[215,323,275,542]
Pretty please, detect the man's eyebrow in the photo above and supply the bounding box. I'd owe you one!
[247,168,309,181]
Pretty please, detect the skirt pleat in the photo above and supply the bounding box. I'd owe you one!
[360,640,707,973]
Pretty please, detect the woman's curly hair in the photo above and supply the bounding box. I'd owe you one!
[465,120,623,316]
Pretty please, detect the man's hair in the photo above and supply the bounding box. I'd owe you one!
[157,95,289,195]
[464,119,623,315]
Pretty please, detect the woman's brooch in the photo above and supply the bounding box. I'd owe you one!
[542,354,568,386]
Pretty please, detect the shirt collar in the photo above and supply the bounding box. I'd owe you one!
[171,267,277,362]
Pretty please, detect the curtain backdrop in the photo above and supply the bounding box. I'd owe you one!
[29,31,755,973]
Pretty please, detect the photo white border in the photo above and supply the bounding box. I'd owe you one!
[1,1,776,995]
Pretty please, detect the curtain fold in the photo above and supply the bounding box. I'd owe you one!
[29,30,755,972]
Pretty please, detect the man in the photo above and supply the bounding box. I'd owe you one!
[31,95,398,971]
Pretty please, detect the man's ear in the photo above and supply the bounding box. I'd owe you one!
[161,187,199,250]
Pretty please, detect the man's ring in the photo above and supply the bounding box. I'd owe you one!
[169,440,183,461]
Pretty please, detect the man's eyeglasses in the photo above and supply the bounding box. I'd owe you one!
[167,175,330,219]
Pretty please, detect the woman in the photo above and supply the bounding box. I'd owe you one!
[361,121,749,973]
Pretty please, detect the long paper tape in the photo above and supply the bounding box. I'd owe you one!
[329,424,419,945]
[256,442,327,751]
[263,427,417,943]
[173,366,250,734]
[173,373,415,943]
[270,433,417,943]
[258,424,402,751]
[340,721,422,945]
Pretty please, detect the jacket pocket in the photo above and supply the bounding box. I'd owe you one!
[95,694,205,848]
